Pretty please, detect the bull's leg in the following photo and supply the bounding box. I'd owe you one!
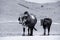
[30,28,33,36]
[22,27,25,36]
[28,27,29,35]
[48,26,50,35]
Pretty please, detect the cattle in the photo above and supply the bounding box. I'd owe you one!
[18,11,37,36]
[41,18,52,35]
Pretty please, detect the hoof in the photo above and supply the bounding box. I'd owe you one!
[48,34,50,35]
[44,33,46,35]
[29,34,33,36]
[22,34,25,36]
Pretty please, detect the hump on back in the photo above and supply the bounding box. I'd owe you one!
[29,14,37,25]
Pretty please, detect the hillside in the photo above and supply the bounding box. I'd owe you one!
[0,0,60,23]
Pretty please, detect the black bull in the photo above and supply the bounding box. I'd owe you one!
[41,18,52,35]
[18,14,37,36]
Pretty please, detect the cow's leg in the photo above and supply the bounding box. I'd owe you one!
[44,28,46,35]
[48,26,50,35]
[43,25,46,35]
[43,26,46,35]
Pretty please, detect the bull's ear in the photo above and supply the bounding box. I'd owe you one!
[18,17,20,21]
[19,22,22,24]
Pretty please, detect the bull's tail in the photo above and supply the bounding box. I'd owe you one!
[34,27,37,31]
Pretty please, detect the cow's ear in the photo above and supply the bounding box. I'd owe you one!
[41,19,44,26]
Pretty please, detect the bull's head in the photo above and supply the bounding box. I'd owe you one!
[18,16,27,26]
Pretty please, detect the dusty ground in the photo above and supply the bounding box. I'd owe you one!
[0,0,60,38]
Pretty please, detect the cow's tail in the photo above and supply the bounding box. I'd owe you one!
[34,27,37,31]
